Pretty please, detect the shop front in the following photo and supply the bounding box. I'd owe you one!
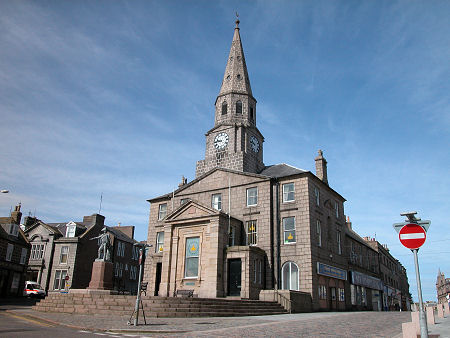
[317,262,347,311]
[350,270,383,311]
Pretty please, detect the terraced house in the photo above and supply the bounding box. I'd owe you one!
[143,19,409,312]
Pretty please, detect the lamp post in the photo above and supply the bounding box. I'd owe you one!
[133,243,152,326]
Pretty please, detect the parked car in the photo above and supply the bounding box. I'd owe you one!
[24,281,46,298]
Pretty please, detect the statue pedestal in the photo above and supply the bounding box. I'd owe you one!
[88,260,113,290]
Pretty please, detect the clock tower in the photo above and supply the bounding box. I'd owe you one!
[196,19,264,177]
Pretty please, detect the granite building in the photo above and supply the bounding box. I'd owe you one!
[143,20,409,311]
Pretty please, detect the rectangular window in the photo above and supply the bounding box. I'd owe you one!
[246,187,258,206]
[317,220,322,247]
[246,220,257,246]
[158,203,167,220]
[60,246,69,264]
[283,217,296,244]
[6,243,14,261]
[132,246,139,260]
[130,266,136,280]
[351,284,356,305]
[20,248,27,265]
[156,231,164,253]
[228,226,235,246]
[31,244,45,260]
[282,183,295,202]
[115,262,120,277]
[8,224,19,237]
[117,241,125,257]
[314,187,320,206]
[211,193,222,210]
[180,198,190,205]
[335,201,340,218]
[53,270,67,290]
[119,263,123,277]
[339,288,345,302]
[319,285,327,299]
[66,225,76,237]
[185,237,200,278]
[337,231,342,255]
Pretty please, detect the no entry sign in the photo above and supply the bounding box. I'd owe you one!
[399,223,427,249]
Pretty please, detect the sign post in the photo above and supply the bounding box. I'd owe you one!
[393,212,430,338]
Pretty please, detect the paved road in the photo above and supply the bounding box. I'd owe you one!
[4,298,450,337]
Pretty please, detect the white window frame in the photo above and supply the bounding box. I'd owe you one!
[66,225,76,237]
[156,231,164,253]
[246,220,257,246]
[283,217,296,244]
[54,269,67,290]
[20,248,27,265]
[6,243,14,262]
[158,203,167,221]
[211,193,222,210]
[282,183,295,203]
[117,241,125,257]
[60,246,69,264]
[246,187,258,207]
[339,287,345,302]
[317,220,322,247]
[281,261,299,291]
[319,285,327,299]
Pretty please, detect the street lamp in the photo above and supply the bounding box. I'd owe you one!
[130,242,152,326]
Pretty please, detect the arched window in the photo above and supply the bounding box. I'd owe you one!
[236,101,242,114]
[222,101,228,115]
[249,106,254,121]
[281,261,299,290]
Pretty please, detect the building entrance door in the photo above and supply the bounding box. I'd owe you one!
[228,259,241,296]
[330,287,337,310]
[154,263,162,296]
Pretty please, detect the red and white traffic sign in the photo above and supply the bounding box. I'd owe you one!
[399,223,427,249]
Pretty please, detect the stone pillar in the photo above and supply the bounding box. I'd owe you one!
[426,306,435,325]
[88,260,113,290]
[437,303,444,318]
[444,302,450,315]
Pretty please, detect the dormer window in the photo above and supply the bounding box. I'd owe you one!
[8,224,19,237]
[236,101,242,115]
[222,101,228,115]
[66,224,76,237]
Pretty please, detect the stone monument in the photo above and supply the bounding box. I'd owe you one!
[88,227,114,290]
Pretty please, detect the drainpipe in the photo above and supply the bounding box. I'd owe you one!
[269,180,275,289]
[275,180,281,289]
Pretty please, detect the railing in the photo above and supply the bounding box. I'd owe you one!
[274,288,292,314]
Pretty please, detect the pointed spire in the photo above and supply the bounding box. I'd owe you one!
[218,17,253,98]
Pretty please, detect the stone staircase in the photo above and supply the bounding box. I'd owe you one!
[33,293,288,317]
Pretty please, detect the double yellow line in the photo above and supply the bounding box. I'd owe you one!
[2,311,55,327]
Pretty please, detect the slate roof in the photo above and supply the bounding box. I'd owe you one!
[107,226,136,244]
[259,163,307,178]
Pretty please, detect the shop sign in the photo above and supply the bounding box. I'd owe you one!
[317,262,347,280]
[350,271,383,290]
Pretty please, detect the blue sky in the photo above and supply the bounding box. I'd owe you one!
[0,1,448,302]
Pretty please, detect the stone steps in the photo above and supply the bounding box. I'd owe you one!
[33,293,287,317]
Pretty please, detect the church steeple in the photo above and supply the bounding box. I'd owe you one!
[218,18,253,98]
[196,18,264,177]
[214,18,257,127]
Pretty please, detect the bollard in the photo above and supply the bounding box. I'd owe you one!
[426,306,435,325]
[410,311,420,335]
[444,302,449,315]
[437,304,444,318]
[402,322,418,338]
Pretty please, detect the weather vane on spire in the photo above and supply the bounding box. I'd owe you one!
[235,12,240,28]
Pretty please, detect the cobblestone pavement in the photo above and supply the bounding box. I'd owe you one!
[7,309,414,337]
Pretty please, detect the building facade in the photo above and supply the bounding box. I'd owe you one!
[143,20,409,311]
[436,270,450,305]
[0,205,30,297]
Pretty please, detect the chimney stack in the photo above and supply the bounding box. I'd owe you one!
[315,150,328,184]
[346,216,352,230]
[178,176,188,188]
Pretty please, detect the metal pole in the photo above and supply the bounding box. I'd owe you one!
[413,248,428,338]
[134,248,143,326]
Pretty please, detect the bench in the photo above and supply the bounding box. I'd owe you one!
[175,289,194,298]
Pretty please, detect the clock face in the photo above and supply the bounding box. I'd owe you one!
[214,132,229,150]
[250,135,260,153]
